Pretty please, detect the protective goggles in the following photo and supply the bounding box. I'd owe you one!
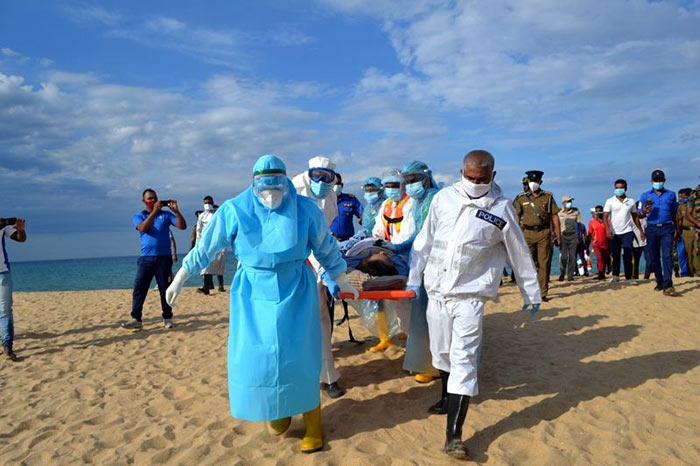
[308,168,335,184]
[363,184,381,193]
[253,174,287,193]
[402,173,426,185]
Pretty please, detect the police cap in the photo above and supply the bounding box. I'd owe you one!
[651,169,665,182]
[525,170,544,182]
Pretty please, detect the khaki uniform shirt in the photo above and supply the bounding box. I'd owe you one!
[513,190,559,228]
[558,208,583,236]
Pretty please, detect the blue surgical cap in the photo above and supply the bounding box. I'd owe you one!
[253,154,287,176]
[382,169,402,185]
[363,176,383,188]
[401,160,438,188]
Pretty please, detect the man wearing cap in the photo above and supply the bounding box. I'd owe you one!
[330,173,363,242]
[556,196,582,281]
[684,182,700,276]
[514,170,561,300]
[639,170,678,295]
[292,156,346,398]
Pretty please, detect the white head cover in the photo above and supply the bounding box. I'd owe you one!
[308,156,336,171]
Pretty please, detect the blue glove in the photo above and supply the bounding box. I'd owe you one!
[325,276,341,299]
[407,285,421,301]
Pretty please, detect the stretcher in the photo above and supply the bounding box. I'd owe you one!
[339,290,416,301]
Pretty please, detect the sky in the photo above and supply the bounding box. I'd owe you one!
[1,0,700,261]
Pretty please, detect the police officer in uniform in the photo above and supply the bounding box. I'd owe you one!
[330,173,363,242]
[684,183,700,276]
[513,170,562,301]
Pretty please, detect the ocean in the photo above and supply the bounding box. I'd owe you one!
[9,250,573,292]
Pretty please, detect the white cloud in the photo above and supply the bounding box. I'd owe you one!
[327,0,700,142]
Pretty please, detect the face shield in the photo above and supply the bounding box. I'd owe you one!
[253,174,288,209]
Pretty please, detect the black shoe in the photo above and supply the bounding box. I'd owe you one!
[653,284,663,291]
[558,275,565,282]
[3,347,18,362]
[120,319,143,330]
[323,382,346,399]
[443,393,470,459]
[428,370,449,415]
[218,286,225,292]
[196,287,210,295]
[542,296,549,302]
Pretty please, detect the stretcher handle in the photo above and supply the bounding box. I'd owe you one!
[338,290,416,300]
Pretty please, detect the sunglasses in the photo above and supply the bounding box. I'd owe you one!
[403,174,425,185]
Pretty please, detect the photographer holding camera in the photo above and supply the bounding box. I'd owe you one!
[121,189,186,330]
[0,217,27,361]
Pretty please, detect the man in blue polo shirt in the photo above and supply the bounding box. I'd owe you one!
[122,189,187,330]
[330,173,363,242]
[639,169,678,296]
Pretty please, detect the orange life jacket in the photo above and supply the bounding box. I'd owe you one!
[382,195,409,241]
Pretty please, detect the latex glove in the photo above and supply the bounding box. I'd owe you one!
[327,273,359,300]
[521,303,541,317]
[406,285,421,301]
[166,268,191,307]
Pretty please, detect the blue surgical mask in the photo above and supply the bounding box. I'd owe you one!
[652,182,664,190]
[364,192,380,204]
[680,198,688,204]
[614,188,626,197]
[405,181,426,199]
[385,187,401,202]
[310,180,331,198]
[332,185,342,195]
[564,202,573,209]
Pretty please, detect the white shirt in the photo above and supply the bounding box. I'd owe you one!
[1,226,17,273]
[603,196,637,235]
[408,182,541,304]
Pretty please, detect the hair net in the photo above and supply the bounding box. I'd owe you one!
[400,160,439,189]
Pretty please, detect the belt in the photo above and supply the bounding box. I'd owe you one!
[651,223,673,227]
[522,224,549,232]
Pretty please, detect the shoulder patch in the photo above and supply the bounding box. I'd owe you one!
[476,209,507,230]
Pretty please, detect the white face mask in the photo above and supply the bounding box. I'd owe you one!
[204,203,214,212]
[462,178,492,198]
[529,182,540,192]
[257,190,284,210]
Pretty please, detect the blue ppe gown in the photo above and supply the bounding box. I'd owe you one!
[182,180,346,422]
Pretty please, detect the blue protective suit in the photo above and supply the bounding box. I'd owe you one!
[182,156,346,422]
[361,176,386,234]
[398,161,440,375]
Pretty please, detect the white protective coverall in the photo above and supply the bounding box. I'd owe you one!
[292,156,341,385]
[196,210,227,275]
[407,181,541,396]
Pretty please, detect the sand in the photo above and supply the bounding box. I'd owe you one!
[1,278,699,465]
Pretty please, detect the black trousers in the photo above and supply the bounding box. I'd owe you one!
[131,255,173,321]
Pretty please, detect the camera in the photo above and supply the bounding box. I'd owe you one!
[644,199,653,207]
[159,200,173,208]
[0,217,17,226]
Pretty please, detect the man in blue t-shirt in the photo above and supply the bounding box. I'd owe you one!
[639,169,678,295]
[330,173,363,242]
[121,189,186,330]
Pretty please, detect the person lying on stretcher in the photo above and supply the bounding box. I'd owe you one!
[340,238,411,352]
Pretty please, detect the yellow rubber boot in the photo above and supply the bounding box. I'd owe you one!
[414,372,439,383]
[267,417,291,435]
[369,311,394,353]
[300,405,323,453]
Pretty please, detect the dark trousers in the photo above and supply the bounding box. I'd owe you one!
[632,246,647,279]
[131,255,173,321]
[610,231,635,279]
[646,224,675,289]
[203,274,224,289]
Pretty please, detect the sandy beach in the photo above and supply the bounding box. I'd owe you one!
[1,278,698,465]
